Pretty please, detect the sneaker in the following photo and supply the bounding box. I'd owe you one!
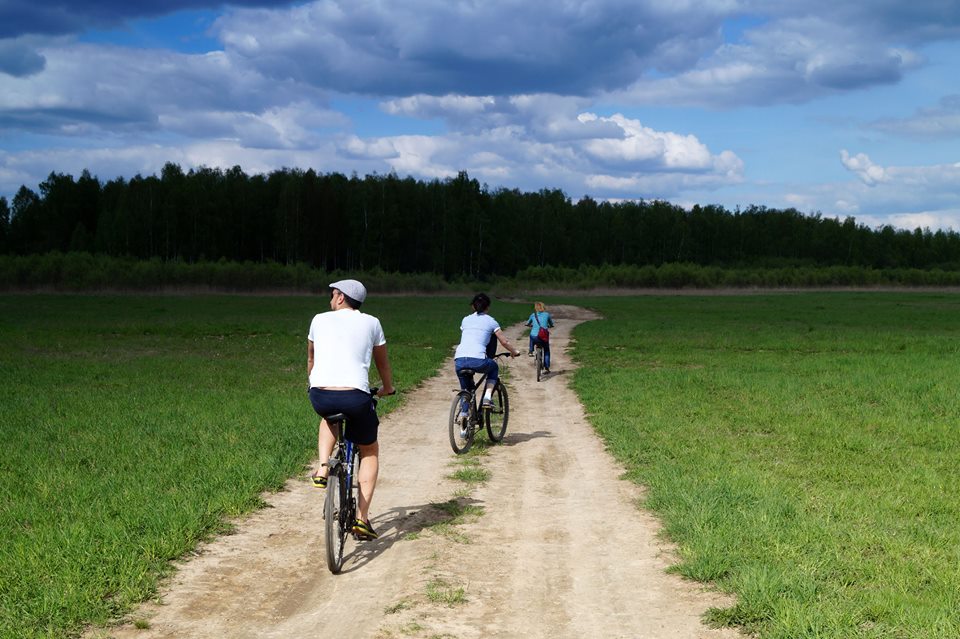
[481,398,494,410]
[352,518,378,540]
[527,352,533,357]
[311,474,328,488]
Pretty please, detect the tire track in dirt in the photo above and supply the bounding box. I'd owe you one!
[98,305,740,639]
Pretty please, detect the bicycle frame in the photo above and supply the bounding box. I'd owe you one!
[534,342,544,382]
[329,421,357,512]
[322,387,389,573]
[327,421,357,490]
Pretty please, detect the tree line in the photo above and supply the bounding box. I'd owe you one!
[3,164,960,278]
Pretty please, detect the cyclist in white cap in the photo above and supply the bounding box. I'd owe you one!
[307,278,395,540]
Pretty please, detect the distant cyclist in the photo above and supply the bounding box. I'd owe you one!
[307,279,395,541]
[454,293,520,411]
[525,301,555,373]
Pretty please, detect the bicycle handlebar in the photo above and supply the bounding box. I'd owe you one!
[370,387,397,405]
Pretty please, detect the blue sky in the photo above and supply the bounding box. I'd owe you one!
[1,1,959,230]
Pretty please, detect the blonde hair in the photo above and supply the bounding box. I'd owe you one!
[534,301,546,312]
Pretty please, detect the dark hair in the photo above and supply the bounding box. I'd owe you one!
[330,287,363,310]
[471,293,491,313]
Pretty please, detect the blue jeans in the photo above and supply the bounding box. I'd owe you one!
[529,336,551,369]
[454,357,499,391]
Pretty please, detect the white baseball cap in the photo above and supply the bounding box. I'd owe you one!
[329,279,367,303]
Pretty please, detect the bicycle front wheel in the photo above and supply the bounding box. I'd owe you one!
[485,381,509,442]
[324,466,349,573]
[448,391,474,454]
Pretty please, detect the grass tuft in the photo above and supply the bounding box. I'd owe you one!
[426,578,467,606]
[448,460,490,484]
[384,599,412,615]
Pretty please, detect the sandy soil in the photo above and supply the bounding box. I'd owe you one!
[98,305,741,639]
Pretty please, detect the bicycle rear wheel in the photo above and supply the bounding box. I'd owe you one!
[324,464,349,573]
[485,381,509,442]
[448,391,474,454]
[535,346,543,382]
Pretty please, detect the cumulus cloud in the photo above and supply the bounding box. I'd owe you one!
[0,42,330,146]
[392,106,742,196]
[214,0,730,96]
[208,1,951,105]
[0,95,743,204]
[580,113,714,169]
[381,93,615,141]
[355,110,744,198]
[613,15,924,107]
[840,150,890,186]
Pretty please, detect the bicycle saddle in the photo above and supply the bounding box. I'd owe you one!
[458,369,478,376]
[321,413,348,422]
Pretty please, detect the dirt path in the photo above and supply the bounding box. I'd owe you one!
[101,306,740,639]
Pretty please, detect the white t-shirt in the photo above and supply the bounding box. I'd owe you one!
[454,313,500,359]
[308,309,386,392]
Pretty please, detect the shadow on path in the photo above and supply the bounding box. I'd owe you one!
[339,496,485,573]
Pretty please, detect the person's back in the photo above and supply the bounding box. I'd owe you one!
[528,310,553,332]
[453,293,520,409]
[455,311,501,360]
[525,301,555,372]
[309,310,384,392]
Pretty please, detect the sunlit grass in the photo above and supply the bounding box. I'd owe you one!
[568,292,960,639]
[448,456,490,484]
[425,578,467,606]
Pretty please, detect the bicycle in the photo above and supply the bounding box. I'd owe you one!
[448,353,511,455]
[534,341,544,382]
[320,387,392,574]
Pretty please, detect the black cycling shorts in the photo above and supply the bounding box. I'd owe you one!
[308,388,379,445]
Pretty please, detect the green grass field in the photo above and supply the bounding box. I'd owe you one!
[5,292,960,638]
[0,293,526,639]
[568,293,960,638]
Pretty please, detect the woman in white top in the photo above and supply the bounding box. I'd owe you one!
[453,293,520,408]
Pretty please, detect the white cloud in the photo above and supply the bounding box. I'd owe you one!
[339,136,399,161]
[611,15,925,107]
[0,67,746,202]
[581,113,714,169]
[855,209,960,232]
[840,150,890,186]
[841,152,960,195]
[383,95,496,118]
[758,154,960,228]
[0,42,327,141]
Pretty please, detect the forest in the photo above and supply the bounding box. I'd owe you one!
[2,164,960,280]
